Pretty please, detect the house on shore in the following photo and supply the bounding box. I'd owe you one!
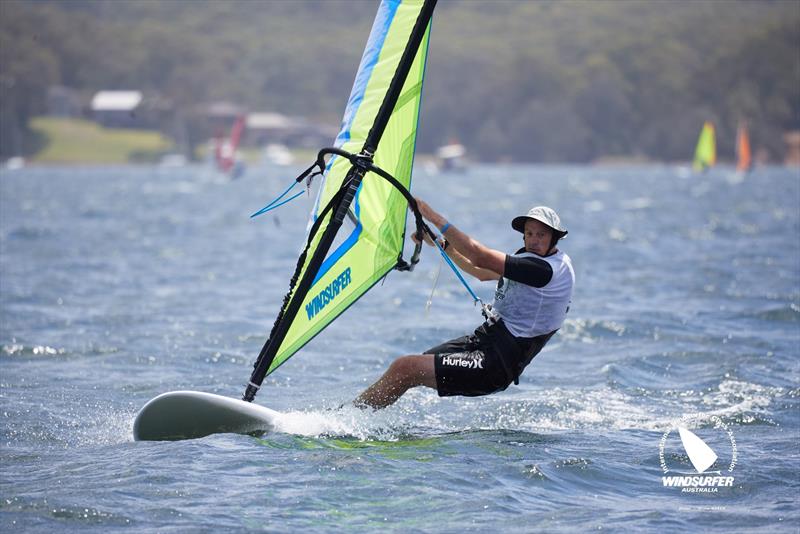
[245,111,337,149]
[91,90,145,128]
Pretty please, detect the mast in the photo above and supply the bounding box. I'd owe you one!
[243,0,438,402]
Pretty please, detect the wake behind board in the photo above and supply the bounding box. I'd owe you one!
[133,391,280,441]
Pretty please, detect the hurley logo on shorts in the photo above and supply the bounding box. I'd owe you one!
[658,414,738,494]
[441,352,484,369]
[305,267,352,320]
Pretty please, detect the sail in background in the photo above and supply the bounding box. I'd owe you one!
[736,122,752,173]
[215,115,246,177]
[693,121,716,172]
[265,0,433,375]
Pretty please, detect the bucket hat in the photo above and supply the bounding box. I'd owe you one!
[511,206,568,237]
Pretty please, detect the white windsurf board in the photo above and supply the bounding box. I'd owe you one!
[133,390,280,441]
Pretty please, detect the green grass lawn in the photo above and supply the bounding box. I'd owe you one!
[30,117,174,164]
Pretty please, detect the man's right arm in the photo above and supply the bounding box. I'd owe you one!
[442,240,501,281]
[416,197,507,277]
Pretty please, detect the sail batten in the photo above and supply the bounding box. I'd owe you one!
[244,0,436,400]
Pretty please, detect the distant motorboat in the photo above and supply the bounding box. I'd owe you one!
[159,153,188,168]
[3,156,25,170]
[264,143,294,166]
[436,141,467,172]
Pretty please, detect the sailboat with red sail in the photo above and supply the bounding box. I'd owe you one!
[214,115,247,178]
[736,122,752,173]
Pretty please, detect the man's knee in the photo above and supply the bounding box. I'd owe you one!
[387,355,433,388]
[387,355,417,382]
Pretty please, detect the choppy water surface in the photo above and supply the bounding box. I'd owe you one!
[1,163,798,532]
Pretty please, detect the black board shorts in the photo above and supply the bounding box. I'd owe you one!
[427,320,556,397]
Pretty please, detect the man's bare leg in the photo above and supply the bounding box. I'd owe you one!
[354,354,436,409]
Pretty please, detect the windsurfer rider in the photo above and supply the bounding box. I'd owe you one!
[354,198,575,409]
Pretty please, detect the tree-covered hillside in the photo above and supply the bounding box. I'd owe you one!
[1,0,798,162]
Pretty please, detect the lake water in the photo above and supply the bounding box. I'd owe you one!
[1,162,798,532]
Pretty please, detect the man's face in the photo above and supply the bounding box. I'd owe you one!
[523,218,554,256]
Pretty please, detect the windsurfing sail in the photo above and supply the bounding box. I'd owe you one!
[217,115,246,176]
[736,122,752,173]
[244,0,438,402]
[693,121,716,172]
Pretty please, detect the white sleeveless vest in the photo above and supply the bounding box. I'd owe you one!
[490,250,574,338]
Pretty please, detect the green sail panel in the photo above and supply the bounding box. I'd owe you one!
[266,0,431,375]
[693,121,716,171]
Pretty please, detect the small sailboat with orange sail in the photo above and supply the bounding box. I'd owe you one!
[736,122,752,173]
